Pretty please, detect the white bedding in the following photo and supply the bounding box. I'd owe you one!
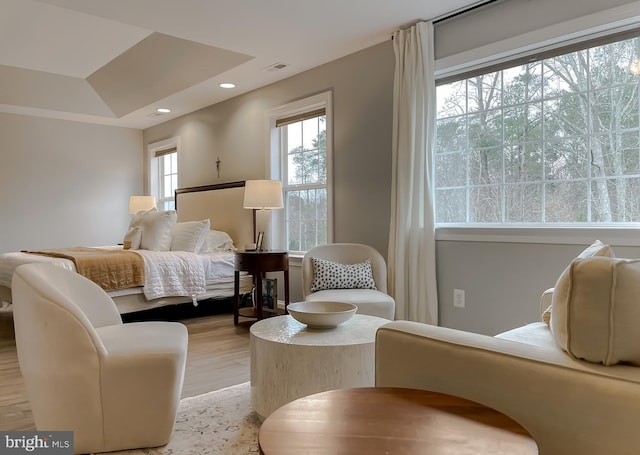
[0,248,240,300]
[0,251,75,287]
[136,250,205,300]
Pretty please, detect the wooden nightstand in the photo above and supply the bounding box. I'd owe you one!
[233,250,289,325]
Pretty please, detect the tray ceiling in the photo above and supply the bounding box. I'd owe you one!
[0,0,482,129]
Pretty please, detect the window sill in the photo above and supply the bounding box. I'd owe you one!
[435,225,640,247]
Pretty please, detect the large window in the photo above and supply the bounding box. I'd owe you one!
[149,138,179,211]
[269,92,332,254]
[436,34,640,225]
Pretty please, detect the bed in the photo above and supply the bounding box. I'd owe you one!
[0,181,254,314]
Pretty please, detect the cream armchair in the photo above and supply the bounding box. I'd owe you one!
[375,288,640,455]
[302,243,395,320]
[12,263,188,454]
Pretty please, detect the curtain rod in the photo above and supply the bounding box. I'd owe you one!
[433,0,499,23]
[391,0,499,39]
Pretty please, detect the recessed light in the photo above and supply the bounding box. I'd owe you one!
[219,82,236,89]
[156,108,171,113]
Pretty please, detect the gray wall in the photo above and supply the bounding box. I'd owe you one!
[437,239,640,335]
[0,113,142,253]
[143,42,396,301]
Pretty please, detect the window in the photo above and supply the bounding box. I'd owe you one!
[149,138,179,211]
[269,92,332,254]
[435,34,640,225]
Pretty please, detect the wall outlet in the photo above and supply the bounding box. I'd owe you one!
[453,289,465,308]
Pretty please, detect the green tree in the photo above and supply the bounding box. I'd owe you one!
[286,117,327,250]
[436,35,640,223]
[289,128,326,184]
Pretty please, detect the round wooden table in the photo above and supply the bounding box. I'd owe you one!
[259,387,538,455]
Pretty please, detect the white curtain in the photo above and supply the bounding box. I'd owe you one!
[388,21,438,324]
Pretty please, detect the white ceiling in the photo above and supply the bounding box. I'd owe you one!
[0,0,481,129]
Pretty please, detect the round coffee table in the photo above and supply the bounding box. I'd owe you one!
[250,314,388,420]
[259,387,538,454]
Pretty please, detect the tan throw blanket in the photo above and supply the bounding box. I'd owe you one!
[22,247,145,292]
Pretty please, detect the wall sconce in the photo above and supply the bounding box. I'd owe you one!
[243,180,283,250]
[129,196,156,214]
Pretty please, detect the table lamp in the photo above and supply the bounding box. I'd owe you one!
[243,180,283,250]
[129,195,156,214]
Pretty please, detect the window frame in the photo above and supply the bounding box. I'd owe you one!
[148,137,180,211]
[267,91,334,255]
[433,16,640,247]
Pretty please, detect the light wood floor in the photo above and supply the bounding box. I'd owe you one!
[0,305,252,431]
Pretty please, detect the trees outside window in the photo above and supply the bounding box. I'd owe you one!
[148,139,179,211]
[157,151,177,211]
[436,35,640,224]
[282,115,328,252]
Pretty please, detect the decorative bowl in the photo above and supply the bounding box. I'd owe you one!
[287,301,357,328]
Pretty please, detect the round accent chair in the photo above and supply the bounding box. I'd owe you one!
[302,243,395,320]
[12,263,188,454]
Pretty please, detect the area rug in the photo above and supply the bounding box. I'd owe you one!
[109,382,260,455]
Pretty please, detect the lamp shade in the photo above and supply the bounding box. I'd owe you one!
[243,180,284,210]
[129,196,156,214]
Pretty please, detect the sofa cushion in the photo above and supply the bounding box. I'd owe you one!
[551,256,640,366]
[305,288,395,320]
[542,240,615,326]
[496,322,558,350]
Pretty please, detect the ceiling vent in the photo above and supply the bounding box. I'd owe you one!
[262,62,289,72]
[146,111,165,117]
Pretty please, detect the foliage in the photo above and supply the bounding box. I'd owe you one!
[285,116,328,250]
[436,36,640,223]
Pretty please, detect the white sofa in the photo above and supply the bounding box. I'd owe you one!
[375,289,640,455]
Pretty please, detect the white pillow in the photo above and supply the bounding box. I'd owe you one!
[201,230,235,252]
[575,239,614,259]
[124,208,156,247]
[171,220,210,252]
[140,210,178,251]
[551,256,640,366]
[128,207,156,229]
[542,240,615,325]
[123,226,142,250]
[310,257,377,292]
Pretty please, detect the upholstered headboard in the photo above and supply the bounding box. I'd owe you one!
[175,181,254,249]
